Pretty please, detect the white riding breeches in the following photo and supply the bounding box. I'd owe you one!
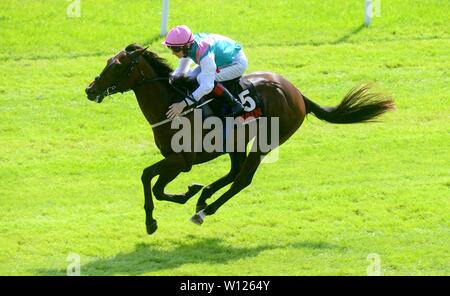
[173,50,248,105]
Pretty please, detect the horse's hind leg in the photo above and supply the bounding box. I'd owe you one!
[195,152,246,212]
[191,150,263,225]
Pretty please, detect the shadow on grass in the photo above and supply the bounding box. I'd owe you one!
[36,238,336,275]
[331,24,366,45]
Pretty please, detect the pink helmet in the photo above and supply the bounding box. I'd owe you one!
[162,25,194,46]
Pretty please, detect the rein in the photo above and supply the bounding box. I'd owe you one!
[151,98,214,128]
[98,50,213,129]
[135,76,213,129]
[136,76,191,100]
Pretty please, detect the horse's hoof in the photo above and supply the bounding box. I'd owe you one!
[146,220,158,235]
[188,183,203,197]
[196,203,207,213]
[190,210,206,226]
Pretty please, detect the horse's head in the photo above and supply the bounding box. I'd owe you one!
[85,47,147,103]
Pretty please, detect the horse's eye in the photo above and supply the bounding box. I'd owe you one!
[95,76,100,81]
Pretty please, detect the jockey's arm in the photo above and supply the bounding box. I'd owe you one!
[184,53,216,106]
[172,57,192,77]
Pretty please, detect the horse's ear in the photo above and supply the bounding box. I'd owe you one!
[127,47,147,60]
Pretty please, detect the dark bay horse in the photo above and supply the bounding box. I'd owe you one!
[85,44,395,235]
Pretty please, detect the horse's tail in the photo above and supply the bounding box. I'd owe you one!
[303,84,395,124]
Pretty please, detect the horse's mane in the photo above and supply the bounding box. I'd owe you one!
[125,44,173,78]
[125,44,198,93]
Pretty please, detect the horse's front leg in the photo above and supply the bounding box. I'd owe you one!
[152,169,203,204]
[141,154,201,235]
[141,159,165,235]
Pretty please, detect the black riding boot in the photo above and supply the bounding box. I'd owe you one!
[212,82,245,117]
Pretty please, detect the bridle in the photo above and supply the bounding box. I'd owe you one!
[94,51,147,102]
[95,50,198,127]
[93,49,254,130]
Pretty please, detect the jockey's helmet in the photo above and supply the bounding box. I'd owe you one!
[162,25,194,47]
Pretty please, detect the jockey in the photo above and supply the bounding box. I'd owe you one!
[162,25,247,119]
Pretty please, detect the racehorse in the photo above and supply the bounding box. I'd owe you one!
[85,44,395,235]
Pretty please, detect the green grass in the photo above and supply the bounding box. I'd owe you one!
[0,0,449,275]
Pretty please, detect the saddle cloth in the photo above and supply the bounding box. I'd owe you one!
[200,77,264,122]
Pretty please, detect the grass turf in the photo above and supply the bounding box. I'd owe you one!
[0,0,449,275]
